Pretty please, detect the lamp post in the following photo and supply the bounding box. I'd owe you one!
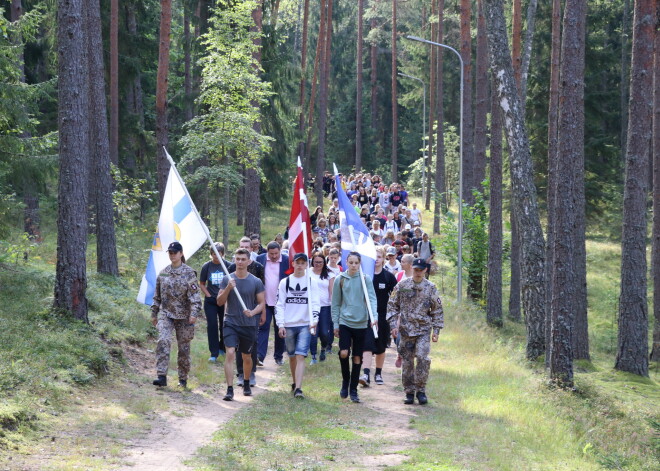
[404,35,464,303]
[397,72,427,203]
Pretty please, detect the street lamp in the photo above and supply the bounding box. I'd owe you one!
[397,72,427,203]
[404,34,464,303]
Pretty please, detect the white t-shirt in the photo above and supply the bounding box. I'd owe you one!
[384,260,401,275]
[410,208,422,223]
[310,271,334,306]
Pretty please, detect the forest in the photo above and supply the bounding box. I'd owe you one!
[0,0,659,469]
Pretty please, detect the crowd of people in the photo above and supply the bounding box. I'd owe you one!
[149,173,444,406]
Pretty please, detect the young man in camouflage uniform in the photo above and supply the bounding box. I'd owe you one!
[387,258,443,405]
[151,242,202,388]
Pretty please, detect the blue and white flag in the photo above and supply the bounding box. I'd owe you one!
[333,164,376,277]
[136,166,207,305]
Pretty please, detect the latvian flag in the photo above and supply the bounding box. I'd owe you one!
[287,157,313,273]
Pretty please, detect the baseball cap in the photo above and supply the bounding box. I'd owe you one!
[412,258,427,269]
[386,247,397,256]
[404,224,412,230]
[413,220,421,226]
[167,241,183,252]
[293,252,309,262]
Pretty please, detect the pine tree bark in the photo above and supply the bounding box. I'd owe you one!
[86,0,119,276]
[245,1,264,237]
[545,0,561,365]
[370,0,379,140]
[109,0,119,166]
[460,0,474,204]
[621,0,631,157]
[315,0,333,207]
[156,0,173,204]
[55,0,90,321]
[426,0,437,212]
[297,0,311,159]
[433,0,447,232]
[473,0,488,192]
[356,0,364,172]
[487,76,503,327]
[616,0,655,377]
[390,0,398,182]
[304,0,327,170]
[651,5,660,361]
[484,0,546,360]
[550,0,587,387]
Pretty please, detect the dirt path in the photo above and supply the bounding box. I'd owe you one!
[117,356,279,471]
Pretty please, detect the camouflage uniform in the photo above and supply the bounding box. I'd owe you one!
[151,263,202,381]
[386,278,443,394]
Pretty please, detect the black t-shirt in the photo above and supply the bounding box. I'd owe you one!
[372,269,397,318]
[200,260,231,298]
[391,192,402,207]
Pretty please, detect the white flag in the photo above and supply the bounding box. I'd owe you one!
[136,167,207,305]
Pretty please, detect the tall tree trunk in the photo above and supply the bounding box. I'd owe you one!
[487,75,503,327]
[125,3,145,176]
[315,0,333,207]
[473,0,488,192]
[433,0,447,233]
[484,0,546,361]
[11,0,41,243]
[651,7,660,362]
[245,1,264,237]
[297,0,310,159]
[184,6,193,122]
[426,0,437,212]
[508,0,524,324]
[519,0,539,105]
[356,0,364,172]
[55,0,90,321]
[545,0,561,365]
[620,0,631,157]
[109,0,119,166]
[370,0,379,139]
[86,0,119,276]
[549,0,586,387]
[304,0,327,170]
[156,0,173,204]
[460,0,474,203]
[390,0,398,182]
[616,0,654,377]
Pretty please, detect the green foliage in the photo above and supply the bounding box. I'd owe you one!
[180,0,274,209]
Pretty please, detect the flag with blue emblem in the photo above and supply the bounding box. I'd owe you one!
[333,164,376,277]
[136,166,207,305]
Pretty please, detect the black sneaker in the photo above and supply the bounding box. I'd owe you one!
[178,379,187,388]
[349,389,360,403]
[294,388,304,399]
[319,350,326,362]
[291,383,296,393]
[416,391,428,405]
[152,375,167,387]
[223,386,234,401]
[257,358,264,367]
[236,373,244,387]
[374,374,384,385]
[340,382,349,399]
[243,384,252,396]
[275,359,284,366]
[404,393,415,405]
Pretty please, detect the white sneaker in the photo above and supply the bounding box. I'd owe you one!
[359,374,370,387]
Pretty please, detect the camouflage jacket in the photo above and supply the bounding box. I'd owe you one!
[386,277,444,336]
[151,264,202,320]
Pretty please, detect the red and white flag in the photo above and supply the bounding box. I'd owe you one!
[287,157,313,274]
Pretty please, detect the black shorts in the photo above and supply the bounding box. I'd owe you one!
[338,325,367,358]
[223,323,257,354]
[363,319,390,355]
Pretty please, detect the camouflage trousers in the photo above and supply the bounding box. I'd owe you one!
[398,333,431,394]
[156,317,195,380]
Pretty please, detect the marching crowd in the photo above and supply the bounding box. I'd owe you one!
[149,173,444,406]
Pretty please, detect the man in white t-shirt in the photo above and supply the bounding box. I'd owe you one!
[384,246,402,275]
[409,202,422,226]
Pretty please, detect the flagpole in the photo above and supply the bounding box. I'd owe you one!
[301,221,315,334]
[348,225,378,338]
[163,147,247,311]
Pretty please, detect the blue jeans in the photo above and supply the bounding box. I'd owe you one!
[257,305,285,361]
[310,306,333,356]
[285,326,312,357]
